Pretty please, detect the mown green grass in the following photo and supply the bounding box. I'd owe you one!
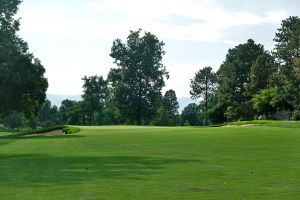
[0,124,300,199]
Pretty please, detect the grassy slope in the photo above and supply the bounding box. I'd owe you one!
[0,125,300,199]
[228,120,300,128]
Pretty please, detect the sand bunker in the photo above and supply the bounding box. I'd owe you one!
[223,124,257,127]
[24,129,64,137]
[240,124,257,126]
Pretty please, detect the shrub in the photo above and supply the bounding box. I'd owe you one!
[292,110,300,120]
[3,111,25,131]
[62,126,80,134]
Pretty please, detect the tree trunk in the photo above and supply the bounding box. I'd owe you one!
[205,77,208,126]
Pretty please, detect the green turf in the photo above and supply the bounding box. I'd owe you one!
[227,120,300,128]
[0,124,300,199]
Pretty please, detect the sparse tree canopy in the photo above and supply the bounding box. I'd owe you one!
[108,29,168,124]
[190,66,216,125]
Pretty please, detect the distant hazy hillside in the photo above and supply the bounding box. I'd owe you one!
[47,94,82,107]
[47,94,196,113]
[177,97,197,113]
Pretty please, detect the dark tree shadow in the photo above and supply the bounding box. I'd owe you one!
[0,134,85,140]
[0,154,200,187]
[0,141,10,146]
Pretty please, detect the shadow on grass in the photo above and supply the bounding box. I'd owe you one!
[21,135,85,140]
[0,141,10,146]
[0,134,85,148]
[0,154,200,187]
[0,134,85,140]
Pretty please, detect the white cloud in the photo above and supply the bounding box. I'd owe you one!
[87,0,288,42]
[163,63,201,97]
[16,0,292,97]
[18,0,288,43]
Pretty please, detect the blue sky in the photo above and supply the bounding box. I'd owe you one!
[17,0,300,97]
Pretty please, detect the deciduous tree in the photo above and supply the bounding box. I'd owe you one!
[82,75,109,125]
[0,0,48,118]
[108,29,168,124]
[181,103,203,126]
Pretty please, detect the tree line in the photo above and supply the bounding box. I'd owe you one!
[191,16,300,124]
[1,1,299,129]
[0,0,48,130]
[36,16,300,127]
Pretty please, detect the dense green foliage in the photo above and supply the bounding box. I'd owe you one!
[273,16,300,111]
[108,29,169,125]
[82,75,109,125]
[3,111,25,131]
[153,90,180,126]
[189,16,300,124]
[46,29,175,127]
[60,99,87,125]
[162,90,179,118]
[1,0,299,127]
[0,0,48,119]
[1,125,300,199]
[37,15,299,127]
[252,87,278,117]
[181,103,203,126]
[215,39,266,121]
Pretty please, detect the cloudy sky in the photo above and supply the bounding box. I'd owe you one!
[17,0,300,98]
